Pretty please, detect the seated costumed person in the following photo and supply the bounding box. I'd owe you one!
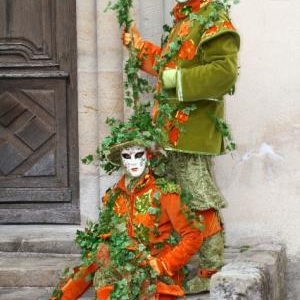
[49,107,204,300]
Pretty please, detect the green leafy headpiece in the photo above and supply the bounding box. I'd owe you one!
[82,103,167,175]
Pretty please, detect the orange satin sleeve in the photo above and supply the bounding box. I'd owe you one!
[60,263,98,300]
[138,41,162,76]
[158,193,203,275]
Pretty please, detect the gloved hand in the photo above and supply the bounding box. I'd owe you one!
[162,68,177,89]
[122,23,144,50]
[148,256,173,277]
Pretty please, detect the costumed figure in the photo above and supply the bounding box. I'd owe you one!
[49,107,203,300]
[122,0,240,293]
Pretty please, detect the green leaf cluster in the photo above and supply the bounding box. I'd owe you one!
[98,103,168,175]
[219,0,240,14]
[105,0,133,30]
[155,178,181,195]
[210,115,236,151]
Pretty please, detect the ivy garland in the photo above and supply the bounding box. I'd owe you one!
[105,0,153,110]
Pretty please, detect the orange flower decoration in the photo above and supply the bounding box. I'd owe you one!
[134,213,154,227]
[151,100,159,122]
[168,127,180,146]
[223,21,235,30]
[113,196,127,217]
[178,39,196,60]
[98,233,112,240]
[178,21,190,37]
[204,25,218,37]
[126,245,138,251]
[166,60,176,69]
[102,193,109,206]
[164,119,173,131]
[175,110,189,123]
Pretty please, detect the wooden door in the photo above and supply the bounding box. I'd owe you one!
[0,0,79,223]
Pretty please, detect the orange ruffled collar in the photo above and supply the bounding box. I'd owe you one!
[173,0,211,21]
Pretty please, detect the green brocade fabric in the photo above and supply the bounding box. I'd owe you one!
[166,151,226,293]
[185,232,224,294]
[166,151,227,211]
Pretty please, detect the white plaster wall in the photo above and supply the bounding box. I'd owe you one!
[212,0,300,259]
[77,0,300,260]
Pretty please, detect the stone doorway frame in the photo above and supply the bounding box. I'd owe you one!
[76,0,173,223]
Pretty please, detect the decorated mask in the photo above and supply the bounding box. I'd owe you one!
[175,0,189,3]
[121,146,147,178]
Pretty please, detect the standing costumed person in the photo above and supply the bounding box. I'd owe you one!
[123,0,240,293]
[49,107,204,300]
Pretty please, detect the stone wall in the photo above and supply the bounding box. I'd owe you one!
[77,0,124,222]
[211,241,286,300]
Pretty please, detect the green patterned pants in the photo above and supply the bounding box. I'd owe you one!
[166,151,226,293]
[166,151,227,211]
[185,232,224,293]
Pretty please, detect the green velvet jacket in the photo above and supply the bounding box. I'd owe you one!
[139,0,240,155]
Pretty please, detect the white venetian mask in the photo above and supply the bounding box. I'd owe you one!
[121,146,147,178]
[176,0,189,3]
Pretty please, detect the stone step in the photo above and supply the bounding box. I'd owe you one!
[0,226,211,299]
[0,252,81,288]
[0,225,81,254]
[0,287,210,300]
[0,287,94,300]
[0,251,210,299]
[211,242,287,300]
[0,249,237,289]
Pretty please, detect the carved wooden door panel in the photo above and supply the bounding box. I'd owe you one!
[0,0,79,223]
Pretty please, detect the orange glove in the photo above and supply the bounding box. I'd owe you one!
[122,23,144,50]
[148,256,173,277]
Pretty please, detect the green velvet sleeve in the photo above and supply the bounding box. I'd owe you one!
[177,33,239,102]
